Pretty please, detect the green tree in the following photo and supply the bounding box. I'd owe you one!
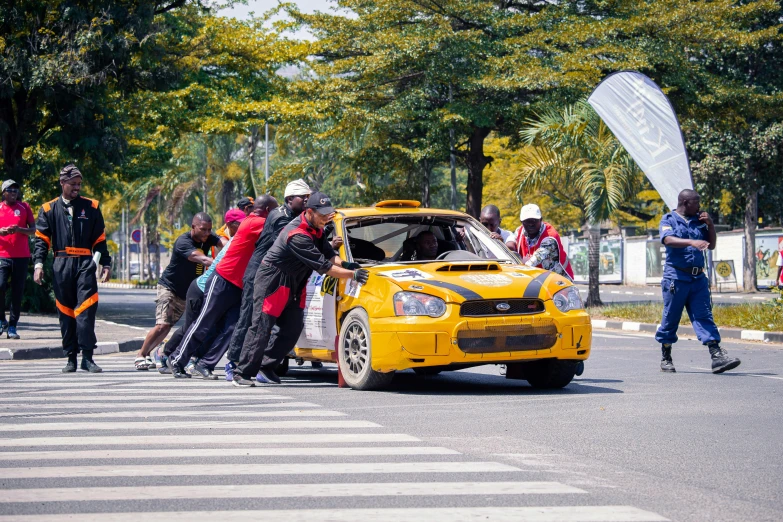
[516,102,641,306]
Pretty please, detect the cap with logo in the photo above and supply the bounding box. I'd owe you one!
[1,180,19,193]
[284,179,312,198]
[306,191,336,215]
[519,203,542,222]
[224,209,247,224]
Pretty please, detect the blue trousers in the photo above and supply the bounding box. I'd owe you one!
[655,276,720,345]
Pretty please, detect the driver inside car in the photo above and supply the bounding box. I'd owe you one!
[402,231,439,261]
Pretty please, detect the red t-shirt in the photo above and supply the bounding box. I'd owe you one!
[216,214,267,287]
[0,201,34,258]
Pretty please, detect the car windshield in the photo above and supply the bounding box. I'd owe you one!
[342,214,517,264]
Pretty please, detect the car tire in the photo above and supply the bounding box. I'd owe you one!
[413,368,442,376]
[338,308,394,390]
[522,359,577,389]
[275,357,290,377]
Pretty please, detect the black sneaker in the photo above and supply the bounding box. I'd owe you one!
[232,375,256,387]
[311,361,323,369]
[158,355,171,374]
[171,362,191,379]
[256,367,281,385]
[708,343,741,374]
[62,357,77,373]
[0,320,7,336]
[193,362,217,380]
[80,358,103,373]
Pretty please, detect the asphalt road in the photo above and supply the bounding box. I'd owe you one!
[0,330,780,521]
[95,286,779,330]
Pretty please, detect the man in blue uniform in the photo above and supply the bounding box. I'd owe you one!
[656,189,740,374]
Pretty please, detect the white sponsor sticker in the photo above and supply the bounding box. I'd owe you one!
[345,279,362,298]
[378,268,433,281]
[460,274,513,287]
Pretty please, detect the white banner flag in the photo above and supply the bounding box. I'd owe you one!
[587,71,693,210]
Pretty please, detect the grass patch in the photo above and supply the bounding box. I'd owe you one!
[589,299,783,332]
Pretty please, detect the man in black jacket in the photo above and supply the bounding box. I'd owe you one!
[33,165,111,373]
[233,192,368,387]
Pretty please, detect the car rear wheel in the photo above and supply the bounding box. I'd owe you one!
[338,309,394,390]
[510,359,577,389]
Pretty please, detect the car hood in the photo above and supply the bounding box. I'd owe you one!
[368,262,570,303]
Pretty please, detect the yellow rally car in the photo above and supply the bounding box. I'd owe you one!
[291,200,592,391]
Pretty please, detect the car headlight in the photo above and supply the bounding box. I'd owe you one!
[393,292,446,318]
[552,286,584,313]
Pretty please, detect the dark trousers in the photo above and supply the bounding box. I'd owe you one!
[226,273,256,363]
[237,264,305,379]
[163,279,205,357]
[655,276,720,345]
[0,257,28,327]
[169,273,242,368]
[52,256,98,356]
[199,305,241,370]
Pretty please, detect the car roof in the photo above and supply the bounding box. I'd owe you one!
[337,206,471,220]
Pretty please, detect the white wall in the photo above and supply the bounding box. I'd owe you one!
[712,233,745,290]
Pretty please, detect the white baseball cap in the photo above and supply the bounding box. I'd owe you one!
[519,203,542,221]
[284,179,312,198]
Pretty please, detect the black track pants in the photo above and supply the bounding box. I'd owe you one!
[198,304,240,370]
[52,256,98,356]
[0,258,28,327]
[236,264,305,379]
[164,279,204,357]
[169,273,241,368]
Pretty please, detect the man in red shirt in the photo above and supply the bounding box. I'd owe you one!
[168,195,278,379]
[512,204,574,280]
[0,180,35,339]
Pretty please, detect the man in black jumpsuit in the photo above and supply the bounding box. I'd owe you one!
[233,192,369,387]
[33,165,111,373]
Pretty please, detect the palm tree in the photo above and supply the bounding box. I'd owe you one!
[516,101,640,306]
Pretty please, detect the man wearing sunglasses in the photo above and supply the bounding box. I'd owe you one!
[0,180,35,339]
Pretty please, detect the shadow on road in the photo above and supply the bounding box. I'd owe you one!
[283,367,624,395]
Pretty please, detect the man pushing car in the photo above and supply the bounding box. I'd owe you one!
[232,192,370,387]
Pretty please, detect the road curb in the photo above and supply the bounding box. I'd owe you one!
[0,337,145,361]
[591,319,783,344]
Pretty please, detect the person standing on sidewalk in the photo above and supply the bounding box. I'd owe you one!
[656,189,741,374]
[134,213,225,370]
[232,192,369,387]
[168,195,278,379]
[33,165,112,373]
[0,180,35,339]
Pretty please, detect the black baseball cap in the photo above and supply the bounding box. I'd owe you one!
[237,196,254,210]
[306,191,336,215]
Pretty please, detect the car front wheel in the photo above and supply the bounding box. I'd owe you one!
[338,309,394,390]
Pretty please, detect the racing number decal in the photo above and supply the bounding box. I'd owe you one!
[321,276,338,296]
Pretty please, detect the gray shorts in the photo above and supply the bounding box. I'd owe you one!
[155,284,185,326]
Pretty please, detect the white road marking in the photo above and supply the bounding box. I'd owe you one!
[0,433,420,447]
[0,446,460,461]
[610,291,620,294]
[0,400,307,409]
[751,296,766,300]
[0,395,292,402]
[624,291,634,294]
[690,367,783,381]
[729,295,744,299]
[1,388,287,395]
[0,461,520,479]
[0,419,380,432]
[0,481,585,502]
[644,292,655,295]
[0,506,669,522]
[0,409,344,419]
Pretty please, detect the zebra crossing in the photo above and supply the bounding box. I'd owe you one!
[0,354,668,521]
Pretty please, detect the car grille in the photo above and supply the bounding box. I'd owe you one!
[460,299,544,317]
[456,322,558,353]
